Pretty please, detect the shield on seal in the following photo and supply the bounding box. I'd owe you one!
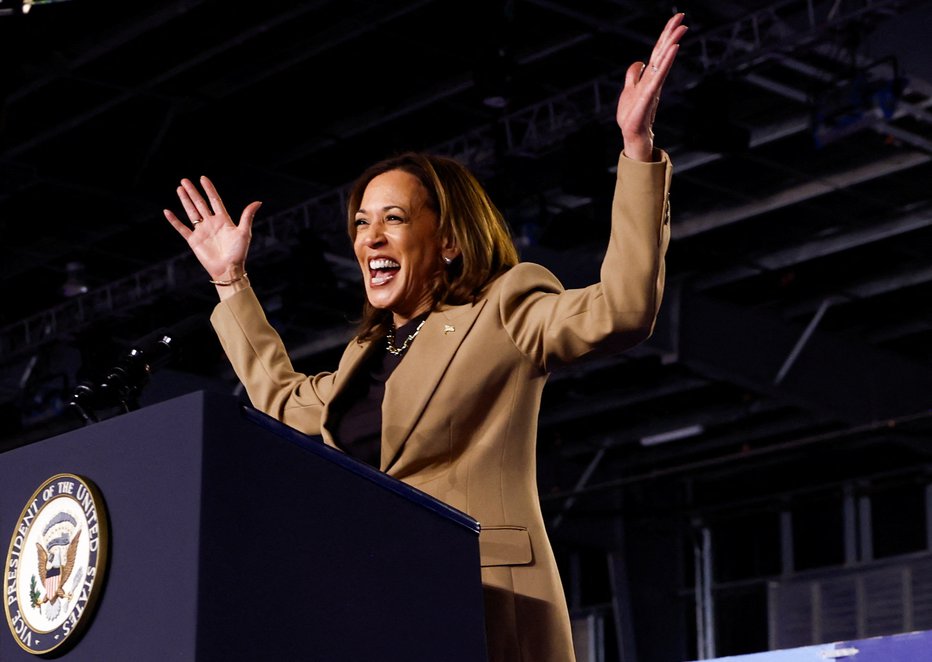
[44,564,62,604]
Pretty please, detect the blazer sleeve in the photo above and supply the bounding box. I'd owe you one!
[500,149,672,372]
[210,286,337,435]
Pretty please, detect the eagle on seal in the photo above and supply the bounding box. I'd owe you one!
[36,528,81,605]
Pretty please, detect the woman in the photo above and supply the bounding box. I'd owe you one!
[165,14,686,661]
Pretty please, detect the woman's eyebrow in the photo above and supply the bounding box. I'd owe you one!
[356,204,408,215]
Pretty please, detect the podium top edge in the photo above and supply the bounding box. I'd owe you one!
[239,403,481,535]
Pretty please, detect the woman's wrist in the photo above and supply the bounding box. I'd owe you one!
[211,265,249,300]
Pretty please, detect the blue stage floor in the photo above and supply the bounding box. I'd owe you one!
[695,629,932,661]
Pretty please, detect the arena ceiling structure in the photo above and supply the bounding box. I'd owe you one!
[1,0,931,659]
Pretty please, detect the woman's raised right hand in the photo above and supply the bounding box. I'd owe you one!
[163,176,262,283]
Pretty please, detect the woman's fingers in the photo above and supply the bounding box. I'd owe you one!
[163,208,192,240]
[180,177,213,221]
[166,175,258,268]
[170,176,256,234]
[177,183,203,224]
[642,19,686,89]
[650,12,685,65]
[629,15,687,110]
[654,28,686,83]
[238,201,262,237]
[622,61,655,125]
[636,45,679,109]
[174,175,237,235]
[617,13,687,160]
[165,177,257,282]
[626,61,644,89]
[199,175,230,219]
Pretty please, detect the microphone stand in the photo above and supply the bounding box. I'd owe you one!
[67,318,197,424]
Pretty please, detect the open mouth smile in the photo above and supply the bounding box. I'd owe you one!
[368,258,400,285]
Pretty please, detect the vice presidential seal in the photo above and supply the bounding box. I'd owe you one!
[4,473,109,654]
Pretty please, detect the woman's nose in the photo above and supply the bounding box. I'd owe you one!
[362,222,386,247]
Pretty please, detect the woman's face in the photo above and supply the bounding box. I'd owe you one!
[353,169,442,327]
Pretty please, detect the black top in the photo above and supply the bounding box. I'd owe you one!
[330,314,429,467]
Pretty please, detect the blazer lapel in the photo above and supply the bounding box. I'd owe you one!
[319,337,376,447]
[380,299,486,471]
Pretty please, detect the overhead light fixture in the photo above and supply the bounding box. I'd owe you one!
[474,1,515,111]
[0,0,72,16]
[640,424,704,447]
[812,56,905,148]
[61,261,89,297]
[482,95,508,110]
[477,45,513,110]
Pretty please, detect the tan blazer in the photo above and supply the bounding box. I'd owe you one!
[211,151,672,662]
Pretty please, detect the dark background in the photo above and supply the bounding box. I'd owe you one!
[1,1,931,659]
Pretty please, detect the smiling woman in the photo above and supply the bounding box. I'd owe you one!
[347,152,519,342]
[163,13,687,661]
[352,169,450,327]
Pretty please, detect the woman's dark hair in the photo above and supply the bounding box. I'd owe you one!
[347,152,519,342]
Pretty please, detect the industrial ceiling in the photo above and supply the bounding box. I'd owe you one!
[1,0,931,657]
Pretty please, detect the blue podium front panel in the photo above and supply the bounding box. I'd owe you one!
[0,391,486,661]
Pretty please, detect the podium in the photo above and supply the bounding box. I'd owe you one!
[0,391,488,660]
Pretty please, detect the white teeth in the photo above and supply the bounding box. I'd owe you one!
[369,258,400,270]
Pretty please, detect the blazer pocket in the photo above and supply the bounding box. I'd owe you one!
[479,525,533,567]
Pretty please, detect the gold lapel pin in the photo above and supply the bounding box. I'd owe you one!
[443,325,455,334]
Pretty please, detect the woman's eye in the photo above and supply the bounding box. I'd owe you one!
[386,215,403,223]
[354,218,368,227]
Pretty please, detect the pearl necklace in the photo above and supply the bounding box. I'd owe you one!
[386,319,427,356]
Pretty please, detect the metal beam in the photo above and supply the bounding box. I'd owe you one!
[675,151,931,239]
[672,291,932,424]
[696,210,932,290]
[695,0,924,73]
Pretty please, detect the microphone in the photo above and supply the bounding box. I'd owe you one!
[97,330,175,409]
[68,316,203,423]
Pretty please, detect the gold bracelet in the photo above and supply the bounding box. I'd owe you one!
[210,272,248,286]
